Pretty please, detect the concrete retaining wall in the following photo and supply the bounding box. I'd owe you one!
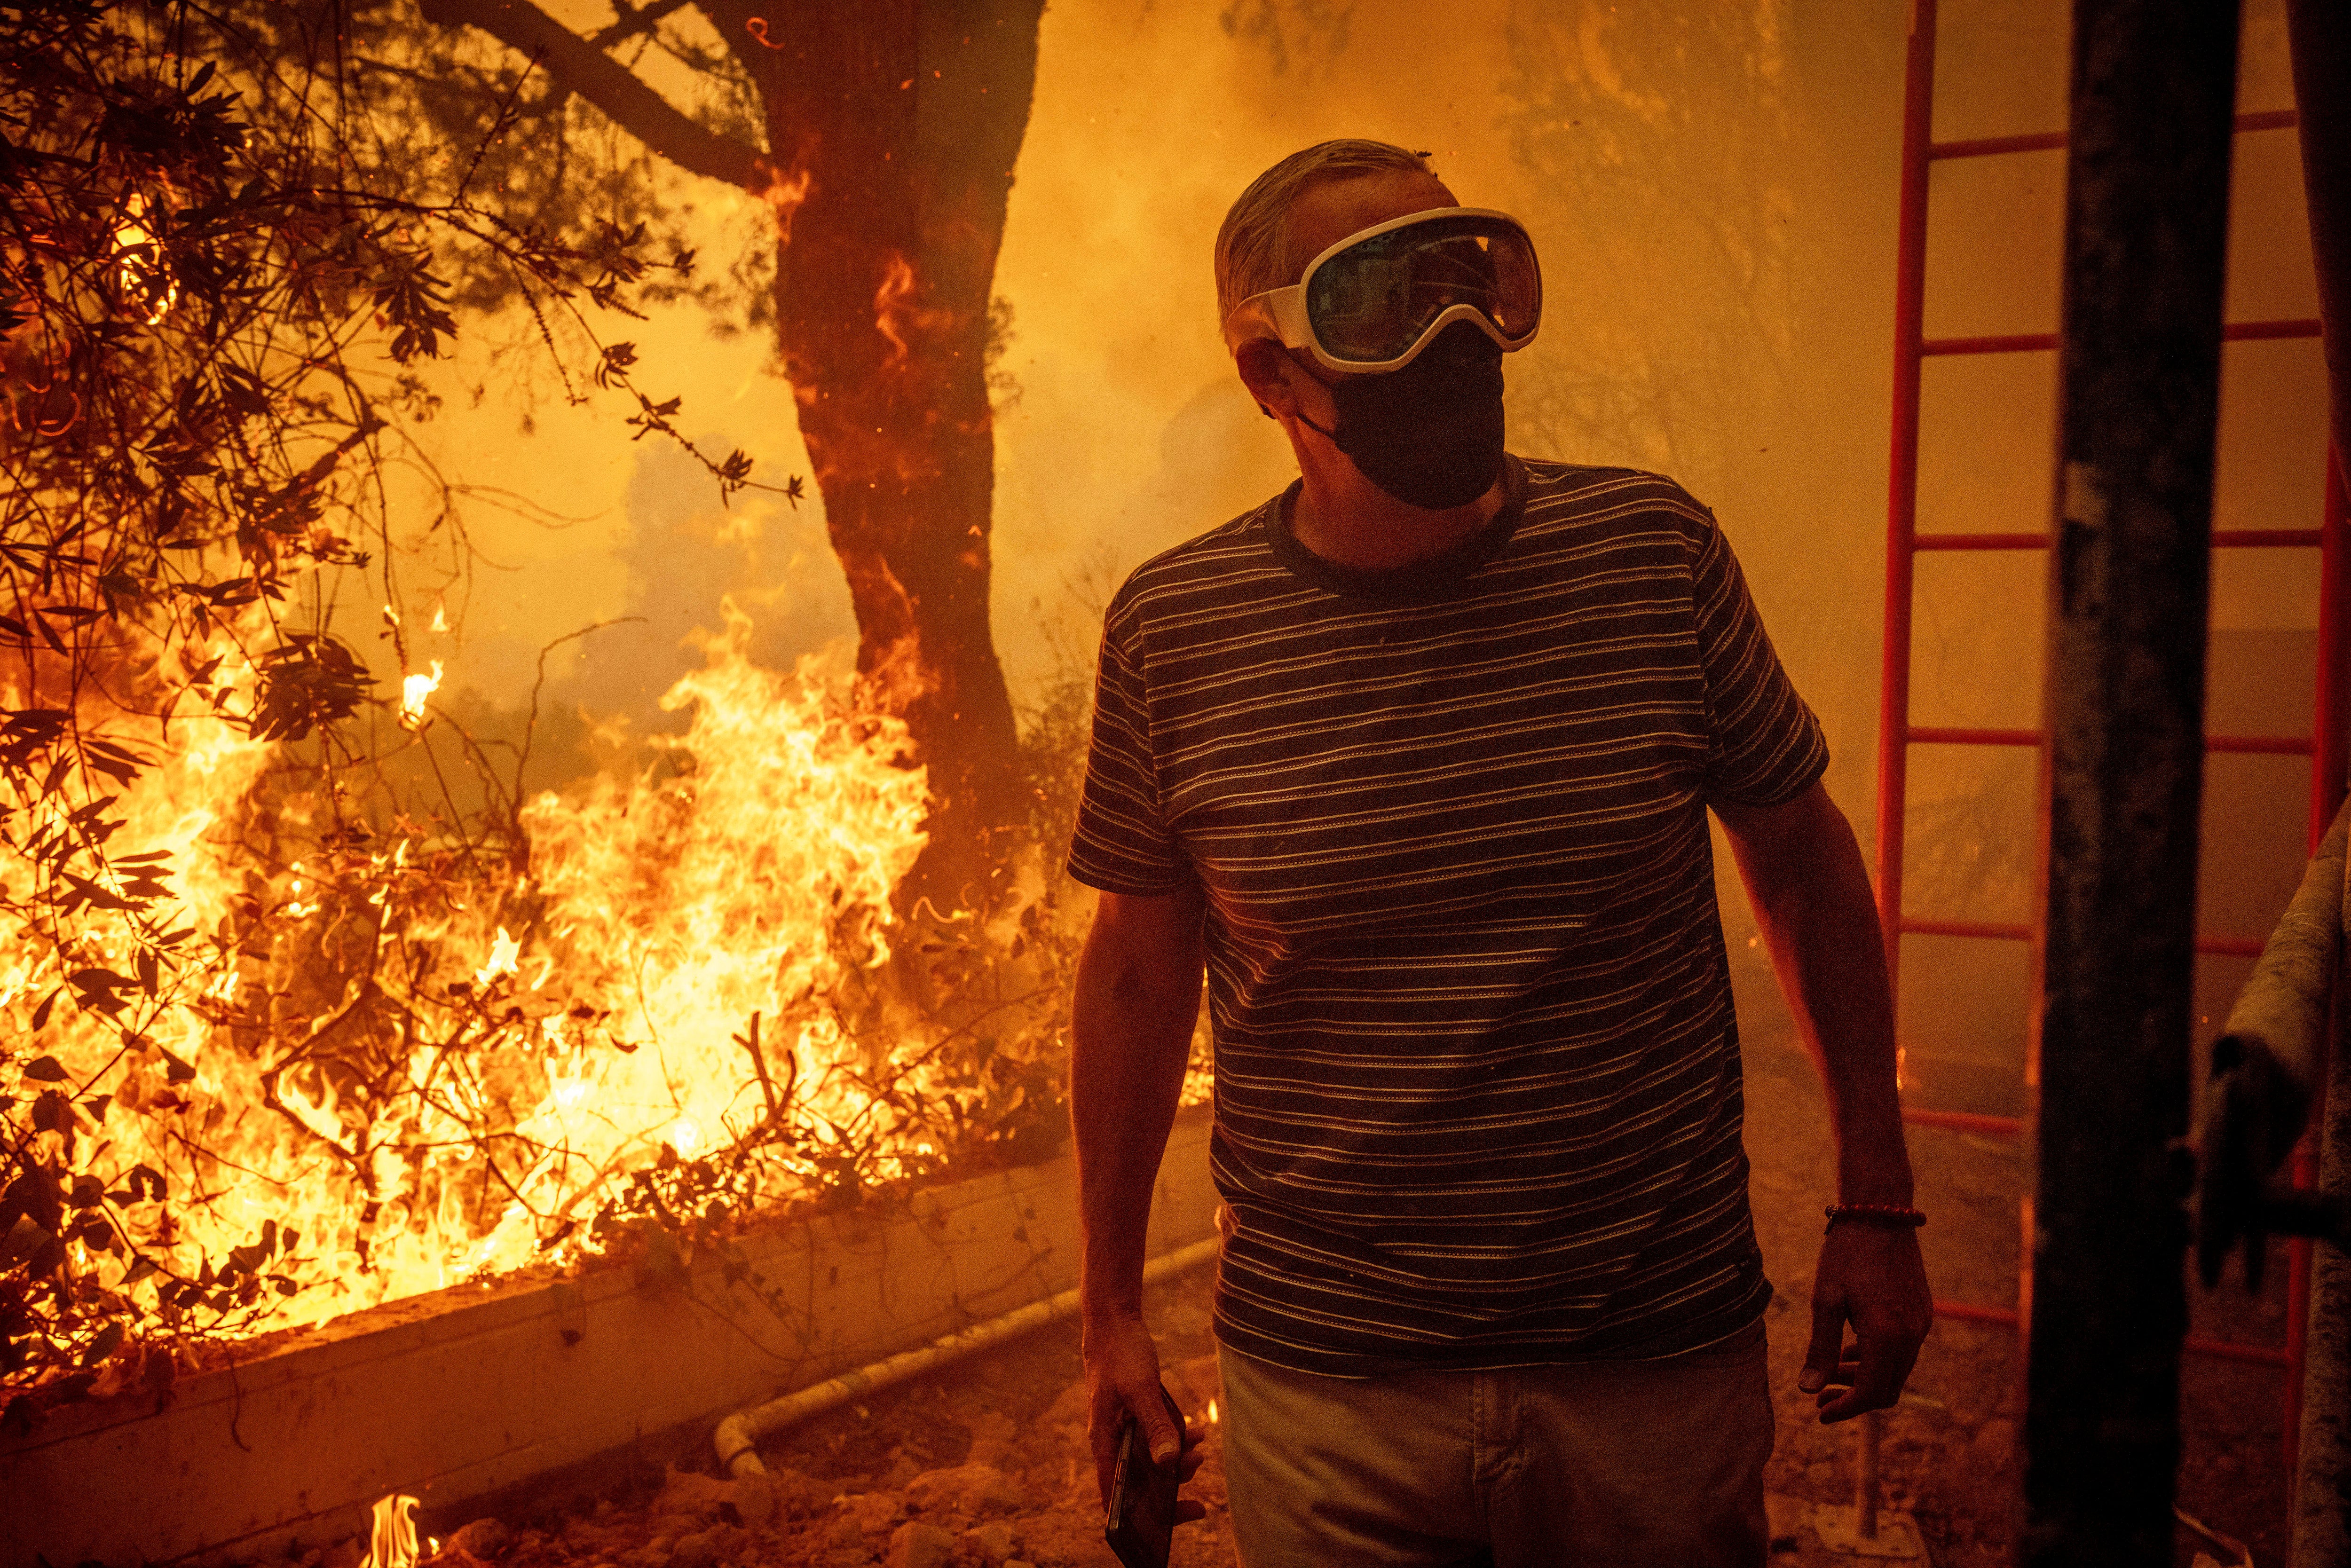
[1,1113,1217,1568]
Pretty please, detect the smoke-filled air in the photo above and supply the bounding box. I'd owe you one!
[0,0,2326,1473]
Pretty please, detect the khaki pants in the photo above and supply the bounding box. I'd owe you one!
[1217,1330,1773,1568]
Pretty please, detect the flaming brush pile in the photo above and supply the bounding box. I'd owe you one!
[0,0,1099,1426]
[5,605,1093,1414]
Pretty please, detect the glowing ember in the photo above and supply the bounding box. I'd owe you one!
[874,256,919,366]
[871,255,949,372]
[358,1493,421,1568]
[757,165,813,237]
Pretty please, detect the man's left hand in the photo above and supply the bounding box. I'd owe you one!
[1798,1221,1933,1422]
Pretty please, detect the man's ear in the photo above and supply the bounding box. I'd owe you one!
[1234,340,1301,420]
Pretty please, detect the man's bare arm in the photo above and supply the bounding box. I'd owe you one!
[1072,885,1209,1505]
[1713,780,1933,1422]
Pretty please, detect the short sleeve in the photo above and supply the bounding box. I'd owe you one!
[1065,611,1194,893]
[1690,520,1830,806]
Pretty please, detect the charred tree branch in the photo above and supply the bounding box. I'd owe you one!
[416,0,766,190]
[588,0,695,49]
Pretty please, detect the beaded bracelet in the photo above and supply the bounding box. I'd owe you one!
[1823,1202,1927,1232]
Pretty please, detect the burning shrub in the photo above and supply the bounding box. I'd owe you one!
[0,0,1152,1430]
[0,0,852,1420]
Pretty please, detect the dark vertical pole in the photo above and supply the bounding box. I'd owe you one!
[2027,2,2241,1565]
[2289,452,2347,1506]
[2287,0,2351,468]
[2296,953,2351,1566]
[1875,0,1937,997]
[2292,457,2351,1565]
[2287,7,2351,1538]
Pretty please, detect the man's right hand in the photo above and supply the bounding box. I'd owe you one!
[1081,1310,1206,1517]
[1070,887,1209,1517]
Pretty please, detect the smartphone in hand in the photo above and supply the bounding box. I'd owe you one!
[1104,1382,1186,1568]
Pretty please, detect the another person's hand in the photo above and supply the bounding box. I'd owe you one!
[1798,1220,1932,1422]
[1081,1310,1207,1518]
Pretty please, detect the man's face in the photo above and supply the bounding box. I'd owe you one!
[1240,168,1515,513]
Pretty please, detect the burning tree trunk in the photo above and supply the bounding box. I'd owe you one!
[413,0,1043,905]
[754,2,1033,907]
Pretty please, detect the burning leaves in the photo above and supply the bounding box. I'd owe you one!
[3,596,1093,1422]
[110,192,177,325]
[0,0,813,1416]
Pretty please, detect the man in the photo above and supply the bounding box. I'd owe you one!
[1067,139,1931,1567]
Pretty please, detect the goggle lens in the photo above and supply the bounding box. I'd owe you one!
[1303,215,1539,364]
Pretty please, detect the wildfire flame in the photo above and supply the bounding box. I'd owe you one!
[112,193,177,325]
[473,926,521,986]
[359,1493,421,1568]
[874,256,919,367]
[756,165,813,240]
[399,660,442,728]
[870,255,953,373]
[12,606,961,1337]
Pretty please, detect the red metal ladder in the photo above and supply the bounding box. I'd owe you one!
[1872,0,2344,1479]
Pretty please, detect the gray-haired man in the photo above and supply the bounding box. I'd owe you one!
[1067,140,1931,1567]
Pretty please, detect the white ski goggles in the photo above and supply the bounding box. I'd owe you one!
[1221,207,1542,373]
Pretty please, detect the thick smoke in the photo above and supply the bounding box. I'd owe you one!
[362,0,2326,1107]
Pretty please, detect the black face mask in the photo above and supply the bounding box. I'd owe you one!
[1297,323,1506,511]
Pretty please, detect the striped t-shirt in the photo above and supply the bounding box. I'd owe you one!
[1067,456,1829,1377]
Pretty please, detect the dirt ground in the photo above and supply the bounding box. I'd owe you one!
[405,1037,2296,1568]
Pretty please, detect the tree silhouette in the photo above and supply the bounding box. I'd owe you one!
[406,0,1049,902]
